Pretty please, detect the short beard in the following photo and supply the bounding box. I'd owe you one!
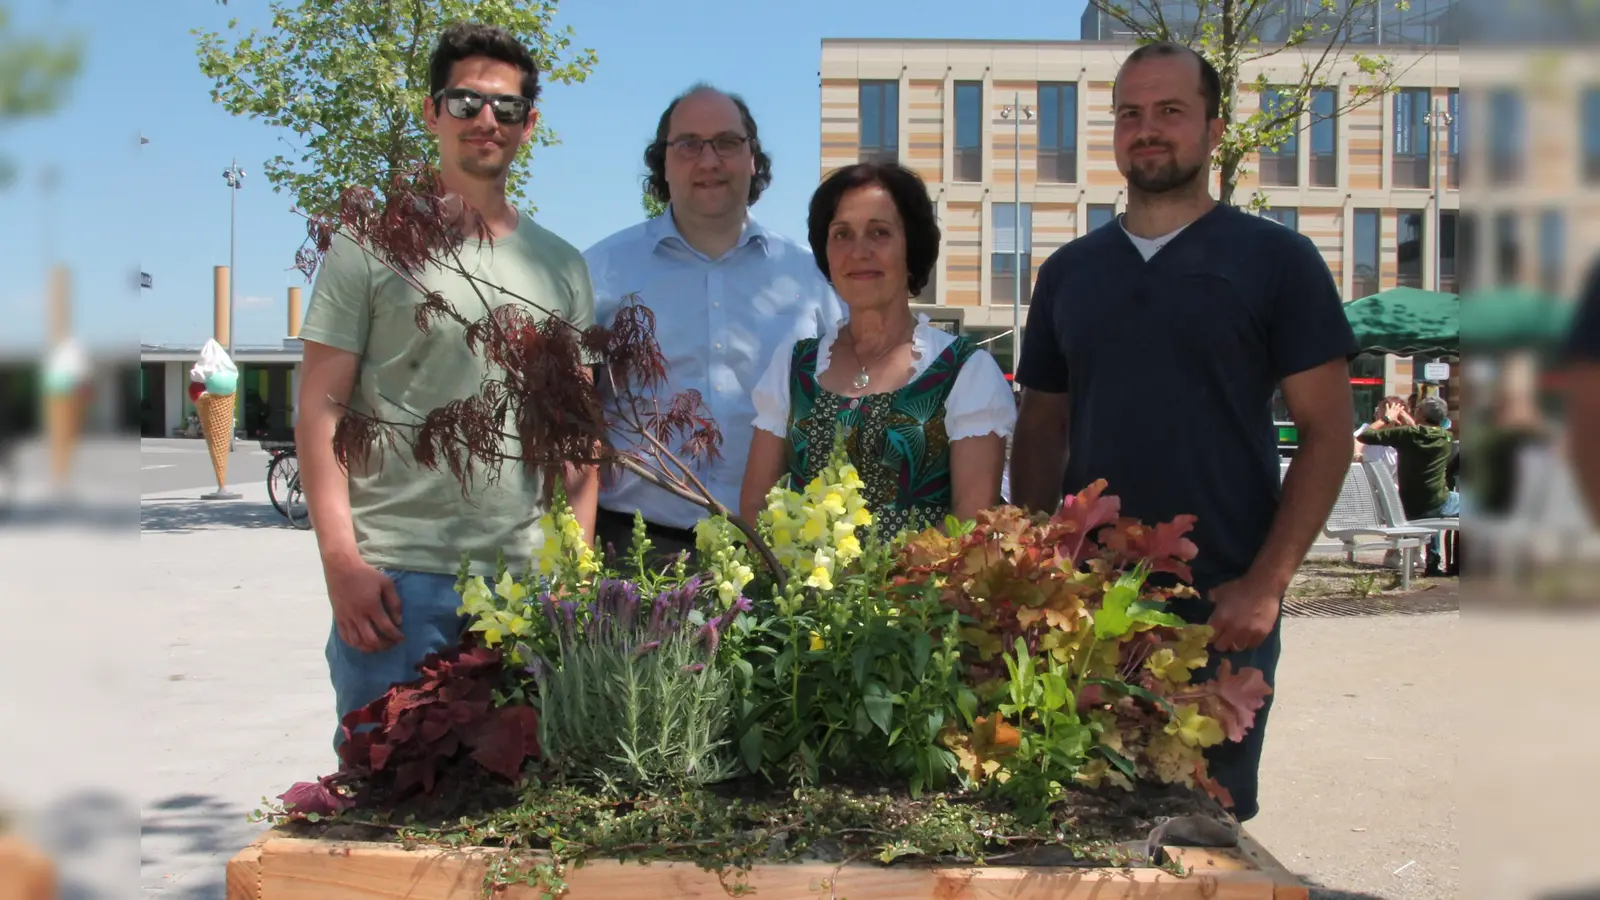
[1127,158,1205,195]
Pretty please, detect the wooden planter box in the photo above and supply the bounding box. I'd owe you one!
[226,828,1308,899]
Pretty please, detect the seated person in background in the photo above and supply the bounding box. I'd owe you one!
[1357,395,1458,576]
[739,162,1015,536]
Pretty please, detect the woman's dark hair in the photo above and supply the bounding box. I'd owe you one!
[808,162,942,299]
[643,83,773,206]
[428,22,541,104]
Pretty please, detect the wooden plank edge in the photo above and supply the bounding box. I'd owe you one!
[223,830,270,900]
[243,828,1298,899]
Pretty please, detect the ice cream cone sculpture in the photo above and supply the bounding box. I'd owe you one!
[40,338,88,488]
[190,339,240,495]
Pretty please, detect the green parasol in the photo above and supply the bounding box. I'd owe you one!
[1342,287,1459,355]
[1459,286,1575,351]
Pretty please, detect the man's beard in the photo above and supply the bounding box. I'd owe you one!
[1127,154,1205,194]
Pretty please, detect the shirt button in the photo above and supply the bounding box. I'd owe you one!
[712,302,720,309]
[715,342,723,350]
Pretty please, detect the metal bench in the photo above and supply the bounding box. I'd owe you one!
[1320,461,1434,591]
[1362,459,1459,572]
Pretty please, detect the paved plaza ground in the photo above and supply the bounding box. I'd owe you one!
[3,438,1594,899]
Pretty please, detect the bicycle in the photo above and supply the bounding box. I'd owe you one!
[261,439,312,530]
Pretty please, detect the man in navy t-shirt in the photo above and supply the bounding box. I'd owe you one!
[1009,41,1358,823]
[1564,260,1600,518]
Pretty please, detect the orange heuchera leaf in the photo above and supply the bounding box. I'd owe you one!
[1177,661,1273,743]
[970,714,1022,761]
[1193,759,1235,808]
[1101,515,1200,582]
[1049,479,1122,564]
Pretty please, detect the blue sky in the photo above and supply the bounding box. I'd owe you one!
[0,0,1089,351]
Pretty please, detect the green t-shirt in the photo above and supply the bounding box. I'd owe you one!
[299,212,595,578]
[1357,424,1454,520]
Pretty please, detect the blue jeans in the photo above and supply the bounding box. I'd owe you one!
[1423,490,1461,561]
[1170,590,1282,824]
[325,568,468,753]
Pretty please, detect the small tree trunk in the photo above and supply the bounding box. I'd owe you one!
[1217,153,1240,206]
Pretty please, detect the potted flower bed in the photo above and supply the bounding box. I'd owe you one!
[224,172,1298,899]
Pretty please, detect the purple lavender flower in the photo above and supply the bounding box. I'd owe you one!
[540,593,560,632]
[559,599,578,641]
[647,591,671,637]
[679,663,706,675]
[632,640,661,658]
[698,620,721,656]
[713,595,753,633]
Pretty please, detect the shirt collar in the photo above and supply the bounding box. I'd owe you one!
[648,204,771,260]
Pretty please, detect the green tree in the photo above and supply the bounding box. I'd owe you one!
[0,3,83,189]
[193,0,597,218]
[642,189,666,219]
[1088,0,1413,208]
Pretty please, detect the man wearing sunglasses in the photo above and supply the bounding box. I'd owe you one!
[583,84,844,568]
[296,22,598,751]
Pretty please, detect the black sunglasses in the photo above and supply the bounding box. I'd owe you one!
[433,87,532,125]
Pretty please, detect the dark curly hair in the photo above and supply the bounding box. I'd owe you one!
[643,83,773,206]
[808,162,941,299]
[428,22,540,105]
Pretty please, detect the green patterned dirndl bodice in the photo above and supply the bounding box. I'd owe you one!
[783,333,979,540]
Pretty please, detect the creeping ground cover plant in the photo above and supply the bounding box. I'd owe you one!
[259,162,1273,896]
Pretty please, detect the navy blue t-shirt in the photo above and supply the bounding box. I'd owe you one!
[1016,203,1358,596]
[1564,260,1600,362]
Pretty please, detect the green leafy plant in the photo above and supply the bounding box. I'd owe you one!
[192,0,597,218]
[895,481,1274,820]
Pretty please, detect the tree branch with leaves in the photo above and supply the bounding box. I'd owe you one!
[295,163,787,585]
[193,0,597,219]
[1091,0,1417,207]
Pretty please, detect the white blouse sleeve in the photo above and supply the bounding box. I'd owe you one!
[750,340,796,436]
[944,349,1018,441]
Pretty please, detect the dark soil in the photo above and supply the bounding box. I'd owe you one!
[278,756,1226,870]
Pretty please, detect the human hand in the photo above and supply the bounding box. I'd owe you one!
[1205,575,1282,653]
[325,557,404,652]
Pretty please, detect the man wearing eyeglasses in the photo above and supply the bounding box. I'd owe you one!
[296,23,597,750]
[583,84,844,566]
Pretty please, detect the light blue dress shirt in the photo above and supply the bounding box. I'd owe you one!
[583,208,846,530]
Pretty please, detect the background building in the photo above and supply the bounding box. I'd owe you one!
[819,35,1459,406]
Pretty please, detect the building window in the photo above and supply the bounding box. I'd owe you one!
[1539,210,1565,294]
[1352,208,1379,299]
[1261,207,1298,231]
[953,81,982,183]
[859,80,899,164]
[1392,88,1431,189]
[1494,211,1519,284]
[1258,87,1299,186]
[1448,89,1460,188]
[1309,88,1337,187]
[1087,203,1116,232]
[1488,89,1524,184]
[991,202,1033,305]
[1457,211,1477,293]
[1396,210,1424,288]
[1439,211,1458,294]
[1037,82,1078,183]
[1584,87,1600,183]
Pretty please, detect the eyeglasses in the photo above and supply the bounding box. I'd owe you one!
[667,134,750,159]
[433,88,533,125]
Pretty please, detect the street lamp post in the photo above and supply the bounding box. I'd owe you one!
[1422,98,1452,293]
[1000,94,1033,379]
[223,159,245,445]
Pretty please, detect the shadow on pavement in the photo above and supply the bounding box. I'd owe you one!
[0,499,139,533]
[141,499,292,534]
[13,788,140,900]
[143,791,258,900]
[1540,887,1600,900]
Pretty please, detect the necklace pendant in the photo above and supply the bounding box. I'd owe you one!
[852,369,870,391]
